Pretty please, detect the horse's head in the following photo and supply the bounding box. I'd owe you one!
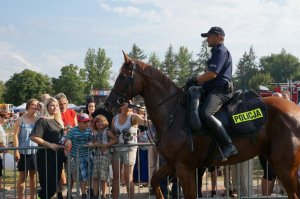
[105,51,144,113]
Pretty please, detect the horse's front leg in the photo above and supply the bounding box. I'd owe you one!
[151,162,174,199]
[175,163,196,199]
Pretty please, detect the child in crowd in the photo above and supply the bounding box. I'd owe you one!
[92,115,118,199]
[65,113,94,199]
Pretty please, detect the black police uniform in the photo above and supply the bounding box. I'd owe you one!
[200,43,237,161]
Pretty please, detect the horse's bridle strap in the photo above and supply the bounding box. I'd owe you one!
[148,91,180,111]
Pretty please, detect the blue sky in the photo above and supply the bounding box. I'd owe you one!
[1,0,299,82]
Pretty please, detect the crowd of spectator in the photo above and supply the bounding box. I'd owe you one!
[0,93,158,199]
[0,90,297,198]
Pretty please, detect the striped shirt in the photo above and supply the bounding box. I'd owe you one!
[67,126,93,158]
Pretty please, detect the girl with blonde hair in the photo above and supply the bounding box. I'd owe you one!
[92,115,117,199]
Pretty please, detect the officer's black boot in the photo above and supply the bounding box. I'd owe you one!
[206,115,238,161]
[189,86,203,132]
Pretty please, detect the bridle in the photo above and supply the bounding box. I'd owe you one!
[109,61,136,107]
[110,60,183,145]
[111,61,181,111]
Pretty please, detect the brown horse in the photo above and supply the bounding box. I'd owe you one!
[105,52,300,199]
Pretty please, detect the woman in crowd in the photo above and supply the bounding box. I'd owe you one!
[0,111,10,191]
[86,100,96,119]
[86,100,96,132]
[111,101,150,199]
[30,97,65,199]
[36,94,50,118]
[13,99,39,199]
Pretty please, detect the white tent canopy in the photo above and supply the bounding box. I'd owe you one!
[258,85,269,91]
[14,103,26,112]
[14,103,80,112]
[67,103,82,111]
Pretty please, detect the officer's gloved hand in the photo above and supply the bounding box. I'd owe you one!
[185,76,198,91]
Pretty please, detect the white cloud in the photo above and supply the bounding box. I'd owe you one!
[0,45,81,81]
[1,0,300,82]
[0,48,33,80]
[100,2,141,15]
[35,50,85,78]
[11,54,33,69]
[95,0,300,74]
[0,42,13,51]
[99,2,161,21]
[0,25,18,36]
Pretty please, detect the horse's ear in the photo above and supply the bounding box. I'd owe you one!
[122,50,132,64]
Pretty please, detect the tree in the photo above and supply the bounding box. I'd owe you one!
[84,48,95,94]
[176,46,194,86]
[84,48,112,92]
[128,43,147,61]
[52,64,86,105]
[259,49,300,82]
[0,81,5,102]
[147,52,161,69]
[234,46,259,90]
[248,72,274,90]
[194,40,210,75]
[161,44,177,81]
[3,69,52,105]
[94,48,112,89]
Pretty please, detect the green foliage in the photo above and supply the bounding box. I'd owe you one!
[3,69,52,105]
[248,72,274,90]
[0,81,5,102]
[194,40,210,75]
[84,48,112,92]
[234,46,259,90]
[3,43,300,105]
[94,48,112,89]
[161,44,177,81]
[259,49,300,82]
[129,43,147,61]
[147,52,161,69]
[84,48,96,93]
[52,64,86,105]
[176,46,194,87]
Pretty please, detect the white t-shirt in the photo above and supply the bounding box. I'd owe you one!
[0,125,7,159]
[114,114,138,151]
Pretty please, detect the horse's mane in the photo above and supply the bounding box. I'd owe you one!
[134,59,180,91]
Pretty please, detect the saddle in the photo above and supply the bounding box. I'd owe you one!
[188,88,267,137]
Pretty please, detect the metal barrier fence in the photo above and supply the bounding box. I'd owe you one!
[0,144,288,199]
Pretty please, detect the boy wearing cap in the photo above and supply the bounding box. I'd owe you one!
[186,26,237,161]
[65,113,94,199]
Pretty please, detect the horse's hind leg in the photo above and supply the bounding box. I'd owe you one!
[175,163,196,199]
[151,162,174,199]
[269,159,299,199]
[279,170,298,199]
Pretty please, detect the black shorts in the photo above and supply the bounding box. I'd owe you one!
[17,154,37,171]
[208,166,217,173]
[0,158,3,177]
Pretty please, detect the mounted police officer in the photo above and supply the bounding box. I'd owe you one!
[187,26,237,161]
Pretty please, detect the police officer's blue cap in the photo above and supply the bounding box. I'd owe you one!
[201,27,225,37]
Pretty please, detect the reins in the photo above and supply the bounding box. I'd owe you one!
[148,90,181,110]
[116,61,190,146]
